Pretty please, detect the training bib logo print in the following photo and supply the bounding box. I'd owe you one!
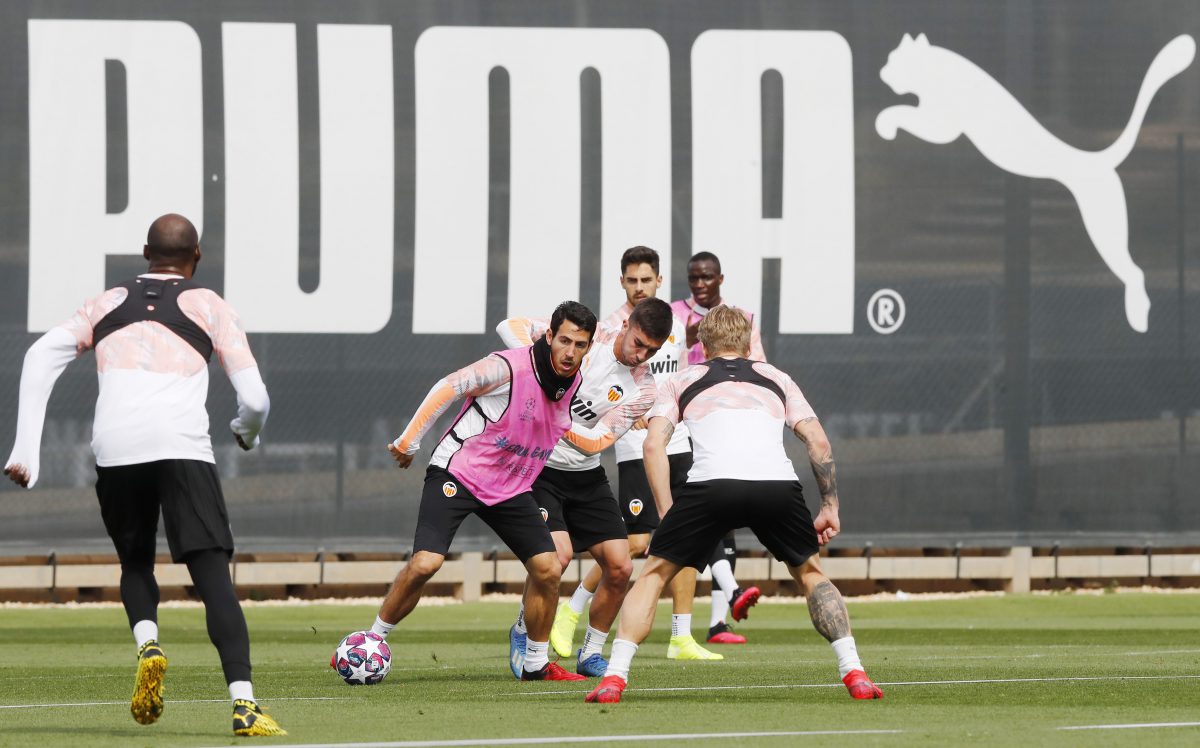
[628,499,644,516]
[519,397,537,422]
[442,482,458,497]
[607,385,624,403]
[539,507,549,522]
[876,32,1196,333]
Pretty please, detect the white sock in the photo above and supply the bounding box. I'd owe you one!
[671,613,692,638]
[580,626,608,658]
[229,680,255,704]
[132,620,158,648]
[514,603,527,635]
[831,636,863,678]
[371,616,395,639]
[569,583,595,615]
[604,639,638,680]
[523,639,549,672]
[711,559,738,600]
[710,591,729,628]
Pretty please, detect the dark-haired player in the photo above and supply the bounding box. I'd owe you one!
[366,301,597,683]
[497,297,672,677]
[552,246,722,662]
[671,251,765,640]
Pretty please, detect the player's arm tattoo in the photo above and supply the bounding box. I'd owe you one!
[649,419,675,441]
[799,416,838,509]
[806,579,851,642]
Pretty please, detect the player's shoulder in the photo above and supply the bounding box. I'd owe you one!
[600,304,630,332]
[750,360,797,387]
[663,361,707,387]
[668,298,692,319]
[179,284,235,312]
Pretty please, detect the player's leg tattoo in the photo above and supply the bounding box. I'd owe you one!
[806,579,850,642]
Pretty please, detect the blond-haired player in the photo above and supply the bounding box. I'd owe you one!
[585,305,883,703]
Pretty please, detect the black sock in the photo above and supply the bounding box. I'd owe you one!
[185,549,252,684]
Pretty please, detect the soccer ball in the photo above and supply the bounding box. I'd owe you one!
[330,630,392,685]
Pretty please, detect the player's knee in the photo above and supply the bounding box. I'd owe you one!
[604,558,634,587]
[407,551,444,579]
[628,536,650,558]
[555,549,574,571]
[527,554,562,588]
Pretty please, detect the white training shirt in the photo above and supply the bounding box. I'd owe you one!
[648,358,816,482]
[5,274,269,486]
[600,303,692,463]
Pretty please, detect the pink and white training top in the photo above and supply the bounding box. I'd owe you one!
[600,302,692,462]
[392,346,580,505]
[5,274,268,486]
[648,357,815,482]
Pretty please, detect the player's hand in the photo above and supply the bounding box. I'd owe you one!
[813,504,841,546]
[631,416,648,431]
[685,315,702,348]
[3,463,31,488]
[387,442,414,469]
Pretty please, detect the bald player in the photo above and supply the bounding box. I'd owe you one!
[4,214,285,736]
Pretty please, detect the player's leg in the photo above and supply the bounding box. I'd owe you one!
[788,555,881,699]
[587,480,727,703]
[513,474,570,664]
[707,536,752,643]
[714,534,761,623]
[376,550,447,627]
[555,561,600,652]
[573,536,632,675]
[557,456,651,657]
[161,460,286,735]
[666,565,721,660]
[478,491,584,682]
[751,480,881,700]
[373,468,474,636]
[567,468,633,672]
[653,452,720,660]
[512,528,571,674]
[584,554,684,703]
[553,526,638,659]
[97,463,167,726]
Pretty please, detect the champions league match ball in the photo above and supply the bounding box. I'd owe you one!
[331,630,392,685]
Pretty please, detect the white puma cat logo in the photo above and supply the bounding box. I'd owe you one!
[876,33,1195,332]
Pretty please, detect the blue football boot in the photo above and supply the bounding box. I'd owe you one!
[575,648,608,678]
[508,624,526,679]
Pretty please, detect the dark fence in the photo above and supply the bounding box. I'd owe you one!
[1,1,1198,553]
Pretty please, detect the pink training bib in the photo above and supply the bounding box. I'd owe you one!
[443,346,580,505]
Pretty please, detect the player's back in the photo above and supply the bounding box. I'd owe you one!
[63,275,257,466]
[655,358,815,482]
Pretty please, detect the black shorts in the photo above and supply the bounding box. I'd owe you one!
[95,460,235,565]
[412,467,555,562]
[649,479,819,570]
[531,466,628,553]
[618,452,694,535]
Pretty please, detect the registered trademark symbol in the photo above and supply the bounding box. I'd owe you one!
[867,288,905,334]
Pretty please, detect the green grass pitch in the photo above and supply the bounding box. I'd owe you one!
[1,592,1198,747]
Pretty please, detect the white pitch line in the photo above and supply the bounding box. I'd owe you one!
[0,696,349,710]
[197,729,904,748]
[510,673,1200,696]
[1059,722,1200,731]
